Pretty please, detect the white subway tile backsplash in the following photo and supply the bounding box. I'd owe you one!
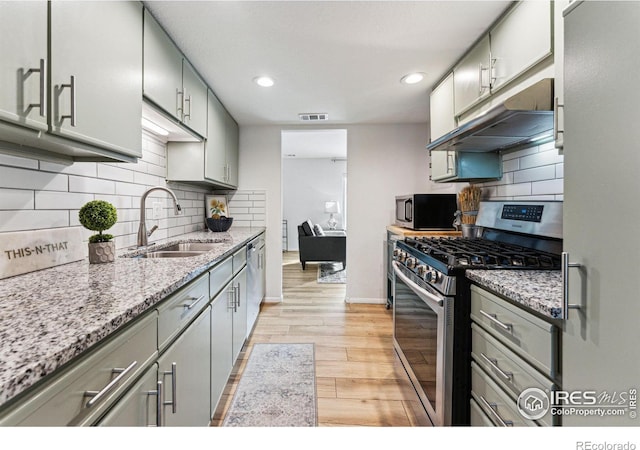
[35,191,94,210]
[532,179,564,196]
[0,210,69,232]
[0,189,34,209]
[133,171,163,186]
[497,182,532,197]
[39,161,98,178]
[230,200,253,208]
[0,166,68,191]
[501,145,540,161]
[94,194,133,210]
[115,182,147,197]
[0,153,39,170]
[229,207,249,215]
[228,194,249,201]
[97,164,134,183]
[252,200,266,208]
[502,158,519,173]
[555,163,564,179]
[519,149,564,170]
[513,165,556,184]
[249,194,266,201]
[69,175,115,195]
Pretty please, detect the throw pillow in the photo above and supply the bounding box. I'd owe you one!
[301,220,315,236]
[313,224,325,236]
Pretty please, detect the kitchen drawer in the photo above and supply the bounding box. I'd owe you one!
[209,256,233,299]
[470,398,496,427]
[470,285,558,377]
[0,312,157,426]
[157,274,209,351]
[472,324,555,427]
[471,362,537,427]
[232,246,247,275]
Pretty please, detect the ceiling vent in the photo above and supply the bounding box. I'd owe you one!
[298,113,328,122]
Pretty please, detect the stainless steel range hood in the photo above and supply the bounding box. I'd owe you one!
[427,78,554,153]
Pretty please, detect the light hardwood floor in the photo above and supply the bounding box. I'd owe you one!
[211,251,431,427]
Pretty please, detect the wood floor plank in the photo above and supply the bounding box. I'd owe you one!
[334,378,418,401]
[316,377,337,398]
[317,398,412,427]
[316,360,407,380]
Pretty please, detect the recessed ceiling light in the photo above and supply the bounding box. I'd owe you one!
[400,72,426,85]
[254,76,275,87]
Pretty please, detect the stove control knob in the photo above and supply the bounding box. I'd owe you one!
[397,251,407,262]
[405,257,417,269]
[425,269,440,283]
[416,265,427,276]
[393,248,400,257]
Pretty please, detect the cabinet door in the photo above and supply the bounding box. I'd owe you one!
[225,110,240,187]
[232,267,247,362]
[563,1,640,426]
[205,90,227,182]
[490,1,552,92]
[97,364,160,427]
[430,150,455,182]
[157,308,211,426]
[429,73,456,142]
[210,282,234,416]
[143,9,183,121]
[453,35,491,115]
[0,1,47,131]
[182,60,208,137]
[50,1,142,158]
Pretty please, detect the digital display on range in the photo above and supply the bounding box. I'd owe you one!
[501,204,544,222]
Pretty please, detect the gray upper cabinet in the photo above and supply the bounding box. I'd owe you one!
[453,35,491,116]
[143,9,207,138]
[143,9,183,122]
[0,1,48,132]
[489,1,552,92]
[225,110,240,187]
[182,60,208,138]
[50,1,143,158]
[429,73,456,142]
[205,90,228,182]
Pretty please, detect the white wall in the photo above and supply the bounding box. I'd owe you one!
[0,131,209,252]
[237,125,283,302]
[283,158,347,251]
[238,123,457,304]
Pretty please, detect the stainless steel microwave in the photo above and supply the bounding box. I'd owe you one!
[395,194,458,230]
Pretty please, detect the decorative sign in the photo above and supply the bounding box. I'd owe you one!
[0,227,85,280]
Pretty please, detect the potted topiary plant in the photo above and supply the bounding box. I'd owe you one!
[78,200,118,264]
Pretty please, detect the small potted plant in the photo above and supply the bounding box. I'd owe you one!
[78,200,118,264]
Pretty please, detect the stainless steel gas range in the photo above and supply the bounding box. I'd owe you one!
[392,200,562,426]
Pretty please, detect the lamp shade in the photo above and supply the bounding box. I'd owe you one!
[324,201,340,214]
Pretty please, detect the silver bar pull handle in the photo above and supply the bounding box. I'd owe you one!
[562,251,583,320]
[446,152,455,174]
[479,395,513,427]
[227,286,236,311]
[478,62,491,95]
[479,309,512,332]
[176,88,184,118]
[554,97,565,150]
[60,75,76,126]
[183,294,206,310]
[233,286,238,312]
[236,283,241,308]
[27,58,47,117]
[84,360,137,408]
[480,352,513,381]
[183,94,192,120]
[147,380,163,427]
[163,362,177,414]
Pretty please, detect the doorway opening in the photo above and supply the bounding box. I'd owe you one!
[280,129,347,290]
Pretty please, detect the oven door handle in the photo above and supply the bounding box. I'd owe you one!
[393,262,444,309]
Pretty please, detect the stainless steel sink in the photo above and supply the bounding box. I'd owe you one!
[142,250,208,258]
[157,242,224,252]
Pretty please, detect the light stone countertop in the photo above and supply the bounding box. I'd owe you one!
[465,270,562,320]
[0,227,265,406]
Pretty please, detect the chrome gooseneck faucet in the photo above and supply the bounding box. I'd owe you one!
[137,186,182,247]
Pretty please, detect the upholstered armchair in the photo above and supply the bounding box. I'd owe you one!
[297,220,346,270]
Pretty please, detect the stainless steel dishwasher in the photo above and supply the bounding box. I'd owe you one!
[246,234,265,334]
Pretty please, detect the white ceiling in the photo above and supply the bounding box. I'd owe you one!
[143,0,512,127]
[281,129,347,159]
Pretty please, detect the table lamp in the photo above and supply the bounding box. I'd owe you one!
[324,201,340,230]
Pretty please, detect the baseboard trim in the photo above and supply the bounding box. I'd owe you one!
[264,296,283,303]
[345,297,386,304]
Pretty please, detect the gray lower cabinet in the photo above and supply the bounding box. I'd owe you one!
[157,306,211,426]
[0,0,48,132]
[97,364,160,427]
[210,280,234,416]
[232,266,248,363]
[470,285,559,427]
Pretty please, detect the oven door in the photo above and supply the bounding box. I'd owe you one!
[392,261,453,426]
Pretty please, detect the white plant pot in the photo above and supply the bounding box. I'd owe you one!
[88,241,115,264]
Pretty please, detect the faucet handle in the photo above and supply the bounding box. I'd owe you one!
[147,225,159,237]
